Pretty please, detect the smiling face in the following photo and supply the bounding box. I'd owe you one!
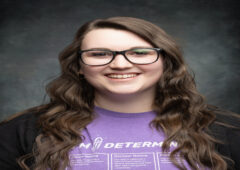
[79,28,163,100]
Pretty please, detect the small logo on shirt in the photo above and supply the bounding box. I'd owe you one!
[91,137,103,151]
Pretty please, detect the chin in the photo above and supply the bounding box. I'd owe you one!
[107,90,141,96]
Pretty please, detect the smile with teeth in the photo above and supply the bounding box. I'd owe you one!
[106,74,138,79]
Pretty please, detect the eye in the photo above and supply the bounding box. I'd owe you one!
[128,49,152,56]
[92,52,106,56]
[87,51,112,57]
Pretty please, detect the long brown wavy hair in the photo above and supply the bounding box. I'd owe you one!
[7,17,234,169]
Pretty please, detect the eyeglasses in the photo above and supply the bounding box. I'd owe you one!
[78,48,163,66]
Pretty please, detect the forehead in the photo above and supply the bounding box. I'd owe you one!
[81,28,153,50]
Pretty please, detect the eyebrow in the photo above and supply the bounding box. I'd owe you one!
[82,46,153,51]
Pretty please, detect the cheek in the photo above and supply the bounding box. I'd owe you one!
[80,64,102,76]
[139,61,164,87]
[149,68,163,83]
[80,65,105,83]
[141,60,163,77]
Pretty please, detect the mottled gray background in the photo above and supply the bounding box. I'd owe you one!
[0,0,239,120]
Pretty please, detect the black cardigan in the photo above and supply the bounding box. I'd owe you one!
[0,111,239,170]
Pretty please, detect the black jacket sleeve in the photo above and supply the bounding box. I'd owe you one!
[209,111,240,170]
[0,113,39,170]
[226,127,240,169]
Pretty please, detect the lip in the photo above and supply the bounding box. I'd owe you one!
[104,72,141,76]
[104,72,141,81]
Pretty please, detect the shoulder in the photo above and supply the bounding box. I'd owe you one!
[0,112,41,152]
[208,107,240,139]
[0,112,41,169]
[0,111,40,133]
[207,106,240,169]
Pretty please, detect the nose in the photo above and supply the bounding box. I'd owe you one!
[108,54,133,69]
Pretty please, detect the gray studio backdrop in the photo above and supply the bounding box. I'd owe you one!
[0,0,240,120]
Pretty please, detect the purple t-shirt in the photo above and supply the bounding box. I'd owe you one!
[66,107,193,170]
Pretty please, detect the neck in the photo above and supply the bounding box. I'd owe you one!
[94,89,156,113]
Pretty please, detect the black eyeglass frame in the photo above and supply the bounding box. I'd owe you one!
[78,48,163,66]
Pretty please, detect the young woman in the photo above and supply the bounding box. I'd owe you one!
[0,17,239,170]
